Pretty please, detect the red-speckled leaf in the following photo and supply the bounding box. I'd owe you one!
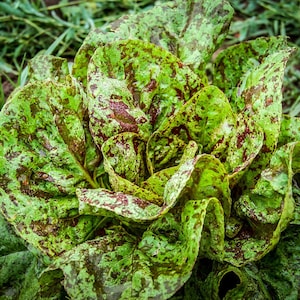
[214,36,289,109]
[140,166,178,198]
[240,49,294,156]
[77,153,230,224]
[233,49,295,191]
[0,78,101,256]
[147,86,236,173]
[87,39,202,149]
[39,199,219,299]
[28,54,69,83]
[72,0,233,85]
[77,188,162,222]
[101,132,147,185]
[164,154,231,218]
[225,113,264,185]
[224,142,299,266]
[141,141,200,198]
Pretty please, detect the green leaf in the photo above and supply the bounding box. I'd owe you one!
[77,188,163,222]
[225,45,295,190]
[214,36,289,108]
[0,78,101,256]
[255,224,300,299]
[167,154,231,219]
[101,132,163,206]
[87,39,202,148]
[214,38,295,186]
[239,49,294,158]
[225,113,264,185]
[39,200,210,299]
[78,154,230,227]
[224,142,299,266]
[0,213,40,300]
[147,86,236,173]
[278,114,300,146]
[102,132,147,185]
[28,54,70,83]
[72,0,233,84]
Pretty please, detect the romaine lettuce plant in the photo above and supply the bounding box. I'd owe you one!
[0,0,299,299]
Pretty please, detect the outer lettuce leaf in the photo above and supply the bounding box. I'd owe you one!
[0,76,101,256]
[181,224,300,300]
[278,115,300,146]
[214,36,289,108]
[225,113,264,184]
[28,55,69,83]
[87,39,202,148]
[238,49,293,160]
[0,213,40,300]
[254,224,300,299]
[72,0,233,84]
[224,142,299,266]
[39,200,215,299]
[214,38,295,179]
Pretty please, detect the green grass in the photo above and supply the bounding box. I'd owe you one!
[0,0,299,115]
[0,0,158,102]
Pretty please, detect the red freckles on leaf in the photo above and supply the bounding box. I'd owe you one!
[265,97,273,107]
[109,100,139,133]
[145,79,157,92]
[177,61,184,68]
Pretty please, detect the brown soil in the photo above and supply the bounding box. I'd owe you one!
[2,75,17,102]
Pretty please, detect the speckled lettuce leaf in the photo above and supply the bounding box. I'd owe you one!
[87,39,202,148]
[214,38,295,186]
[0,213,36,298]
[213,36,289,107]
[224,47,294,191]
[0,78,102,256]
[224,142,299,266]
[278,114,300,146]
[238,49,293,158]
[77,188,163,222]
[140,166,179,198]
[225,113,264,185]
[254,224,300,299]
[139,141,199,198]
[102,132,147,186]
[39,200,209,300]
[72,0,233,84]
[28,54,69,83]
[147,86,236,173]
[183,260,272,300]
[186,224,300,300]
